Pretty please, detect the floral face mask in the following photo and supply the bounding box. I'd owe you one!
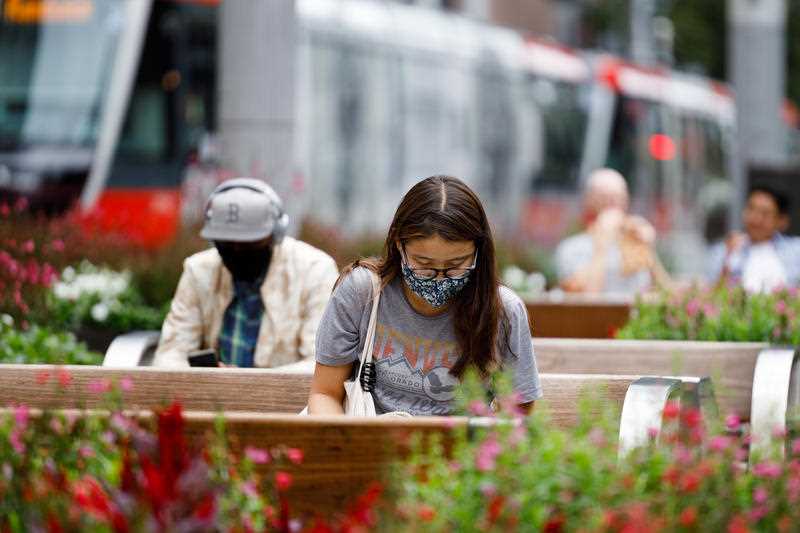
[400,247,476,308]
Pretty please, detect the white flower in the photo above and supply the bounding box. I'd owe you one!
[91,302,110,323]
[0,314,13,327]
[502,266,526,289]
[62,266,76,282]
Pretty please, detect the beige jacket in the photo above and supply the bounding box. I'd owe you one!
[154,237,339,368]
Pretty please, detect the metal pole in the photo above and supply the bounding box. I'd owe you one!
[218,0,299,230]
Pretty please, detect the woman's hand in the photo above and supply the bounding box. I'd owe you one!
[307,362,353,415]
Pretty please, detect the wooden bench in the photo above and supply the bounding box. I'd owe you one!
[534,338,800,455]
[524,294,632,338]
[0,364,688,515]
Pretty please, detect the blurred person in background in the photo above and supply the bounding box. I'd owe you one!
[707,185,800,292]
[154,178,339,368]
[554,168,671,295]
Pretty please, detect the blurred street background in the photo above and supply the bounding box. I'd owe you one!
[2,0,800,350]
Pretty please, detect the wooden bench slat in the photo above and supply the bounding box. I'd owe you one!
[534,338,766,420]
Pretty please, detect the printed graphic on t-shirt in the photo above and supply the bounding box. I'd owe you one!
[370,323,459,415]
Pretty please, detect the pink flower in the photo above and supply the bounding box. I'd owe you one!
[275,471,293,491]
[787,477,800,502]
[753,461,782,479]
[773,426,788,439]
[119,377,134,392]
[50,239,65,252]
[13,405,29,431]
[589,427,608,447]
[725,414,741,431]
[749,506,769,522]
[480,482,497,498]
[286,447,303,465]
[753,486,768,504]
[241,480,259,498]
[245,446,270,464]
[709,436,731,452]
[21,240,34,254]
[80,446,96,458]
[9,431,24,454]
[685,298,701,317]
[468,400,490,417]
[702,303,719,318]
[476,437,502,472]
[647,427,659,439]
[87,379,112,394]
[792,438,800,456]
[775,300,788,315]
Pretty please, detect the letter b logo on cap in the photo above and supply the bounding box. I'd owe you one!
[226,203,239,224]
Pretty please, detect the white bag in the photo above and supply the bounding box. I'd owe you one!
[342,271,381,416]
[299,271,381,416]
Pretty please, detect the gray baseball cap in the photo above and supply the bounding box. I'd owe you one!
[200,178,286,242]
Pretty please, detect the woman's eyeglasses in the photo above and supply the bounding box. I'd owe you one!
[402,247,478,280]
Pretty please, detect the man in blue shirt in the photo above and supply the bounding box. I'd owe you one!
[707,185,800,292]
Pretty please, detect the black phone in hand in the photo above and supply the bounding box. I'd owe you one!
[188,349,219,367]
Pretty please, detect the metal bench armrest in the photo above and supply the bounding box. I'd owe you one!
[618,377,682,457]
[102,331,161,367]
[750,348,800,457]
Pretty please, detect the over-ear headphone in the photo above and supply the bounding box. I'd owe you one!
[204,178,290,244]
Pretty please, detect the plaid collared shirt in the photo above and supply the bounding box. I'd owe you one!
[218,277,265,367]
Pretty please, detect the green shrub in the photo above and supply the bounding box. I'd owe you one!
[0,316,101,365]
[618,284,800,343]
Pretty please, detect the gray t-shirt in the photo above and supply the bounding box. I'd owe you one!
[315,267,542,415]
[554,232,651,295]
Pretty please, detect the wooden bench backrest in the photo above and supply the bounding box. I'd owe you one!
[534,338,767,419]
[525,298,631,338]
[0,365,636,427]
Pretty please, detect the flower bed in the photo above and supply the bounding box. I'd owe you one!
[5,372,800,531]
[387,380,800,532]
[0,376,375,532]
[618,285,800,343]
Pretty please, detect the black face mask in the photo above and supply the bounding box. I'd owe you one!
[215,243,273,283]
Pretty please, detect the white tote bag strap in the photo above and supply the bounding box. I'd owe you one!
[354,270,381,384]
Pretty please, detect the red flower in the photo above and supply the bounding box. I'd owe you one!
[286,447,304,465]
[679,472,701,493]
[682,408,703,429]
[487,495,505,525]
[728,514,749,533]
[194,494,216,520]
[662,466,680,486]
[275,471,293,491]
[57,368,72,387]
[679,506,698,527]
[157,402,189,497]
[543,512,565,533]
[36,370,50,385]
[417,504,436,522]
[663,401,680,420]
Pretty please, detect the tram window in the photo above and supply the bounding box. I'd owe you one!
[528,76,589,193]
[607,96,666,200]
[109,1,217,188]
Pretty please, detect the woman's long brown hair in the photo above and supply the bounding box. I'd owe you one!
[341,175,509,378]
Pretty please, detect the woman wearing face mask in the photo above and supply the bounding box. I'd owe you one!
[308,176,542,416]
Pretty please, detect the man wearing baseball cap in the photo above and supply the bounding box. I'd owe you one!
[154,178,339,368]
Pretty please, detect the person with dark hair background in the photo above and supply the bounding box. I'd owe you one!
[707,185,800,292]
[307,175,542,416]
